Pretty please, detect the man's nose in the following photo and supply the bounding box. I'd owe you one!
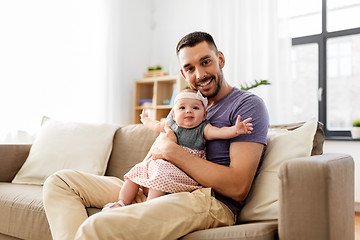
[195,68,206,80]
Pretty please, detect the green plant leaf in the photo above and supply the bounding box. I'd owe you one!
[240,79,270,91]
[353,119,360,127]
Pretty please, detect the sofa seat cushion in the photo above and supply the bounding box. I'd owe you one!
[0,183,51,240]
[181,220,278,240]
[86,207,101,216]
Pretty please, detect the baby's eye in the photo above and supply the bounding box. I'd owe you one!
[179,106,185,110]
[193,106,200,110]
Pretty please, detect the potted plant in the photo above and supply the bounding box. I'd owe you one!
[144,65,165,78]
[351,119,360,139]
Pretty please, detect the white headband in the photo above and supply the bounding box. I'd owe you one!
[174,90,208,107]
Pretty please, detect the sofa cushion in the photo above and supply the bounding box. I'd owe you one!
[268,121,324,156]
[12,117,119,185]
[105,124,159,179]
[238,119,318,222]
[0,183,51,240]
[0,233,22,239]
[181,220,278,240]
[0,144,31,182]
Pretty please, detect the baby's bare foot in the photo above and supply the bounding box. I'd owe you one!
[101,200,126,212]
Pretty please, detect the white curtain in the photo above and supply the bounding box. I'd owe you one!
[0,0,292,142]
[206,0,292,125]
[0,0,109,142]
[0,0,154,143]
[151,0,293,125]
[1,0,153,143]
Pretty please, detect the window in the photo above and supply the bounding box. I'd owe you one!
[291,44,319,121]
[290,0,360,138]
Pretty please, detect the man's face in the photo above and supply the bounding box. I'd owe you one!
[178,41,224,99]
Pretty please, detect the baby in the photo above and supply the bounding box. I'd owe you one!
[102,89,253,210]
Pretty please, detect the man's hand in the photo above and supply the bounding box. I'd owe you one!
[151,125,177,160]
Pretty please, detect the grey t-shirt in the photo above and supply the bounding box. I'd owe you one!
[168,117,210,150]
[206,87,269,216]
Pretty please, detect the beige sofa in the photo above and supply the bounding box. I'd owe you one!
[0,123,354,240]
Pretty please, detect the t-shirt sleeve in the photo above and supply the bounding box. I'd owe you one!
[200,119,211,134]
[230,94,269,145]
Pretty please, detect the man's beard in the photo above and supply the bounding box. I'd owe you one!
[202,69,224,99]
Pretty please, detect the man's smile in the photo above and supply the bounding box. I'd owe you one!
[196,76,214,91]
[199,79,211,87]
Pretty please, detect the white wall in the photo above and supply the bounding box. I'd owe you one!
[149,0,215,76]
[107,0,154,125]
[323,140,360,203]
[111,0,209,124]
[0,0,154,129]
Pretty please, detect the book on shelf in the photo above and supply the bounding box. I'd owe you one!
[138,99,153,107]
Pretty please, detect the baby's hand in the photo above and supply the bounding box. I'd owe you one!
[235,115,253,135]
[140,109,149,124]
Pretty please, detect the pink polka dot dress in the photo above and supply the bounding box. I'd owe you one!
[124,119,210,193]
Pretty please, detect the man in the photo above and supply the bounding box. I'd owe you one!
[43,31,269,240]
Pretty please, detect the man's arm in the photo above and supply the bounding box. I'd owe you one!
[151,126,263,202]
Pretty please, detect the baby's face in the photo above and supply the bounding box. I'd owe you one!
[172,98,206,129]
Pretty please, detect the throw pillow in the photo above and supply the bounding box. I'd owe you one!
[238,119,317,222]
[12,117,119,185]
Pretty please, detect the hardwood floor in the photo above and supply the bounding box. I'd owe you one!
[356,213,360,239]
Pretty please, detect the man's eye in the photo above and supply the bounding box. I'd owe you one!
[202,60,211,65]
[186,67,194,72]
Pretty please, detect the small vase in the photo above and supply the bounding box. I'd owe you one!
[351,127,360,139]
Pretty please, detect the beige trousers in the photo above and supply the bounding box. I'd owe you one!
[43,169,235,240]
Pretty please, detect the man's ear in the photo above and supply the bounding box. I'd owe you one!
[218,51,225,69]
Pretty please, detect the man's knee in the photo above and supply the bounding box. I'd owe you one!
[75,212,128,240]
[43,169,78,200]
[44,169,75,187]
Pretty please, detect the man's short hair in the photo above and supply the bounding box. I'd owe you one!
[176,31,218,55]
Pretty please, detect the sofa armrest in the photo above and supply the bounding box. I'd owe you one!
[0,144,31,182]
[278,153,354,240]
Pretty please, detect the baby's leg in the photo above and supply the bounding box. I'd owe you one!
[102,180,140,211]
[147,188,166,201]
[119,180,141,205]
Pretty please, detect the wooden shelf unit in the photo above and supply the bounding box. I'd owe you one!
[133,75,188,124]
